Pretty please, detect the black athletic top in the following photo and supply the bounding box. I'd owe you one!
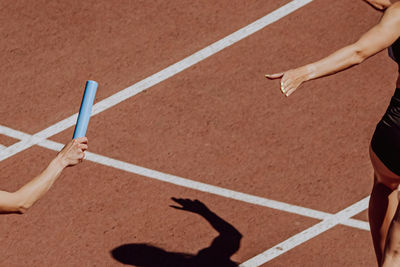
[389,37,400,71]
[369,40,400,176]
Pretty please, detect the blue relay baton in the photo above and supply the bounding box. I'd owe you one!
[73,80,98,139]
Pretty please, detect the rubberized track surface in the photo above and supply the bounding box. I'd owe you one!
[0,0,397,266]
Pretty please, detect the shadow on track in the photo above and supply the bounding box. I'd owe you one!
[111,197,242,267]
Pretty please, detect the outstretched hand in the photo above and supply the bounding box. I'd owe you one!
[57,137,88,167]
[363,0,392,10]
[170,197,210,214]
[265,67,309,97]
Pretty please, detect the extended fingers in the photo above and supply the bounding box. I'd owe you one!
[281,76,301,97]
[280,77,291,96]
[285,87,296,97]
[282,84,297,97]
[265,71,295,96]
[171,197,184,205]
[265,73,284,79]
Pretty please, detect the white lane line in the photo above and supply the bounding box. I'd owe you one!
[239,197,369,266]
[0,0,314,163]
[0,144,5,150]
[0,124,369,231]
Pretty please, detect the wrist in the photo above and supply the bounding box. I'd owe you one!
[199,209,213,216]
[53,155,68,170]
[303,64,317,81]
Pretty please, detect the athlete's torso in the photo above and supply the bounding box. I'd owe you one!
[390,37,400,70]
[391,38,400,88]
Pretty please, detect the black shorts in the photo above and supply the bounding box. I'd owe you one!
[371,88,400,176]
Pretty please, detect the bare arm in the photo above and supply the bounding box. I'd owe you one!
[0,137,88,214]
[266,3,400,97]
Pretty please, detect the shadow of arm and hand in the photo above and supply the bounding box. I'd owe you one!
[170,197,242,267]
[111,197,242,267]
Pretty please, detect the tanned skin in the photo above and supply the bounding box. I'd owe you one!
[0,137,88,214]
[266,1,400,266]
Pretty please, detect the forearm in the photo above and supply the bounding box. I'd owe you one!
[304,5,400,82]
[201,210,242,237]
[268,3,400,97]
[0,138,87,214]
[301,44,365,82]
[13,156,66,212]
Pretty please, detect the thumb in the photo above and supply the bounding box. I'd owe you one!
[265,73,284,79]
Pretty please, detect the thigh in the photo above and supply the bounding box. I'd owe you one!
[370,145,400,190]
